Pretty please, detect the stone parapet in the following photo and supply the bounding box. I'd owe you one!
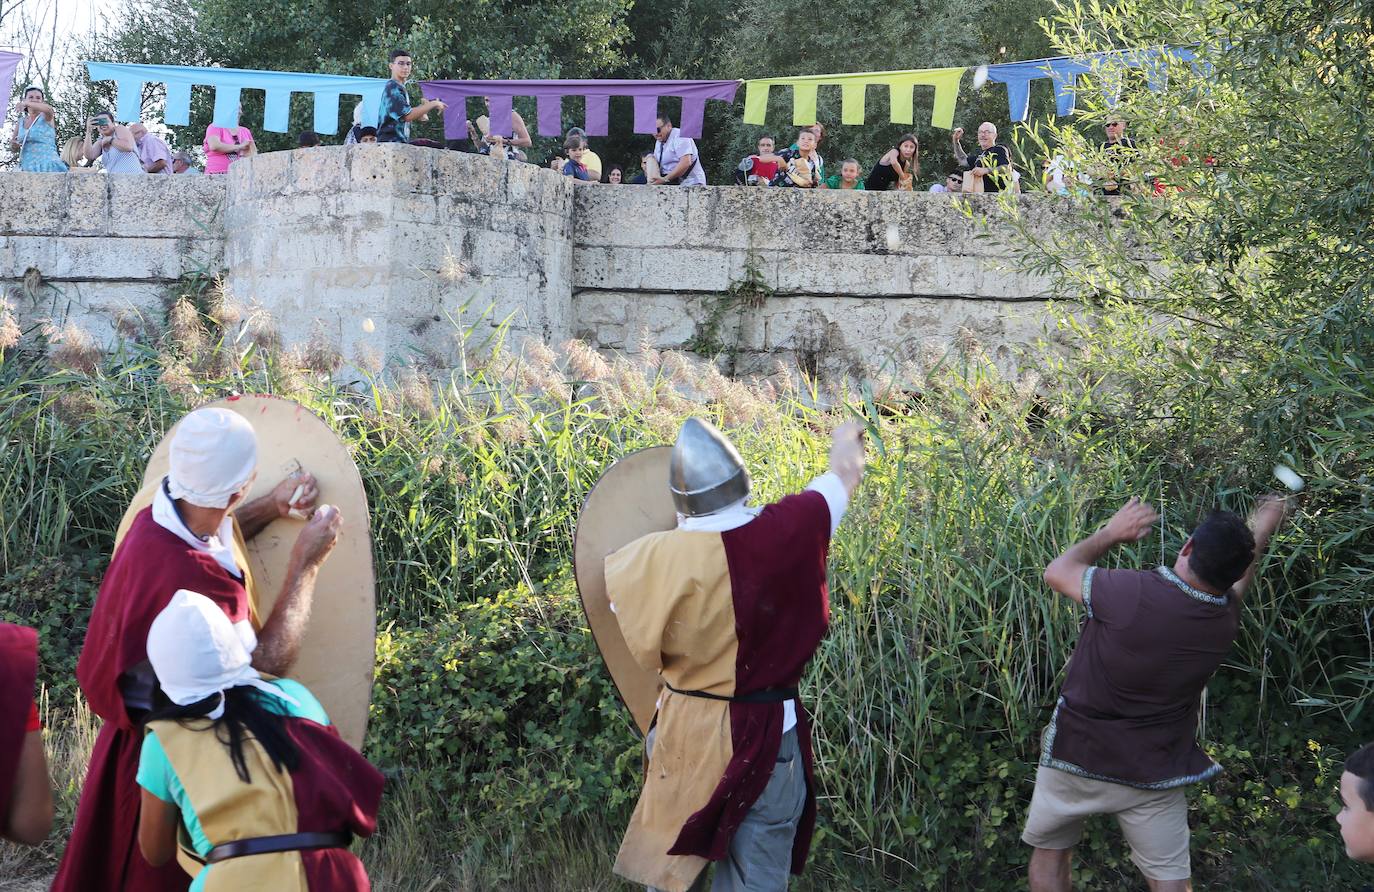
[224,144,573,370]
[0,153,1076,379]
[571,187,1063,377]
[1,171,225,341]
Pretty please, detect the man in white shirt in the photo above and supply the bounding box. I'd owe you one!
[647,115,707,186]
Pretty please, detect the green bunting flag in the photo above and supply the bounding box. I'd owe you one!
[742,68,967,130]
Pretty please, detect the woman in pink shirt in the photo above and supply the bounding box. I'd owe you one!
[203,122,255,174]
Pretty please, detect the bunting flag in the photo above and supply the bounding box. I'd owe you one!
[0,52,22,109]
[741,68,966,130]
[985,47,1197,122]
[84,62,388,135]
[419,80,740,140]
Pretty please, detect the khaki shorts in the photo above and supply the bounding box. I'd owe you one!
[1021,765,1191,881]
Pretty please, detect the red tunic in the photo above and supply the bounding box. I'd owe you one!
[0,623,39,819]
[52,507,251,892]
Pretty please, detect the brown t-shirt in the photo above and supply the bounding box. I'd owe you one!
[1040,566,1239,788]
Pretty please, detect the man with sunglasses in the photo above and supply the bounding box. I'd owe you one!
[378,49,446,144]
[929,170,964,193]
[647,114,707,186]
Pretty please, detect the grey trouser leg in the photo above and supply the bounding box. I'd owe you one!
[711,728,806,892]
[647,728,805,892]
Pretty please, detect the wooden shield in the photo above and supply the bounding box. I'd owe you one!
[113,395,376,750]
[573,447,676,736]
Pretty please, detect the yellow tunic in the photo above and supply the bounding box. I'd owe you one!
[607,529,740,892]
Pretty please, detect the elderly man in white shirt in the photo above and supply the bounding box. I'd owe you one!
[647,114,707,186]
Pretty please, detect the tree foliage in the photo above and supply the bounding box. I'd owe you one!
[999,0,1374,719]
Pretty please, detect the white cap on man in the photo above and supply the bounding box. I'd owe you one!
[167,408,258,508]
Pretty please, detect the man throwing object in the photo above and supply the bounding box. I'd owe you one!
[1024,494,1291,891]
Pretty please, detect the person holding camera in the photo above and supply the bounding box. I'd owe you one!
[82,111,142,173]
[11,86,67,172]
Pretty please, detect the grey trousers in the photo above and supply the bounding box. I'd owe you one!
[648,726,807,892]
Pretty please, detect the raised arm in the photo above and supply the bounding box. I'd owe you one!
[951,127,969,166]
[1043,497,1158,603]
[1231,495,1292,602]
[82,119,101,161]
[110,124,136,153]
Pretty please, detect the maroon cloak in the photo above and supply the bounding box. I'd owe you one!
[52,507,251,892]
[0,623,39,820]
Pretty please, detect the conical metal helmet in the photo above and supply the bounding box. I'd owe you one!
[669,417,750,517]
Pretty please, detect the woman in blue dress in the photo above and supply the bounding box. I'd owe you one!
[10,86,68,172]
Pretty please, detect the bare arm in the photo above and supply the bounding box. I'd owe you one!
[951,127,968,165]
[236,473,319,541]
[2,730,53,845]
[828,420,866,496]
[205,131,242,153]
[1044,498,1158,603]
[509,112,533,148]
[146,158,167,173]
[110,124,136,153]
[403,99,444,123]
[662,154,695,182]
[1231,496,1292,603]
[137,789,180,866]
[252,505,341,675]
[83,120,100,161]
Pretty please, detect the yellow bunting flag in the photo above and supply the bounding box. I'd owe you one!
[742,67,967,130]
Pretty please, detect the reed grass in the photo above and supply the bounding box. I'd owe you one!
[0,309,1368,888]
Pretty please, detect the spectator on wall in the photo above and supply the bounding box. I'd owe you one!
[11,86,67,172]
[203,113,255,174]
[734,135,784,185]
[357,127,378,144]
[865,133,918,191]
[129,124,173,174]
[298,130,321,148]
[172,151,201,175]
[566,127,602,180]
[929,170,963,193]
[61,137,92,171]
[953,122,1013,192]
[774,127,823,187]
[606,164,624,184]
[786,122,827,179]
[378,49,446,144]
[821,158,866,190]
[626,151,654,184]
[561,135,592,180]
[647,114,707,186]
[1099,118,1136,196]
[467,97,531,160]
[83,112,143,173]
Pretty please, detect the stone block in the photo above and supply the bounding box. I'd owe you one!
[290,146,351,194]
[0,173,67,236]
[60,174,110,236]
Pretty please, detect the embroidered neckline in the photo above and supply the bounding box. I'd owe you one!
[1156,566,1229,606]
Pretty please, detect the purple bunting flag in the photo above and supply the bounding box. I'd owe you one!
[419,79,740,140]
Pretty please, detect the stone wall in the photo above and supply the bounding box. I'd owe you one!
[2,147,1073,379]
[1,172,225,342]
[572,187,1066,378]
[224,146,572,370]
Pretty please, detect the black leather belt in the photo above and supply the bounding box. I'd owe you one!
[664,681,798,704]
[206,831,352,864]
